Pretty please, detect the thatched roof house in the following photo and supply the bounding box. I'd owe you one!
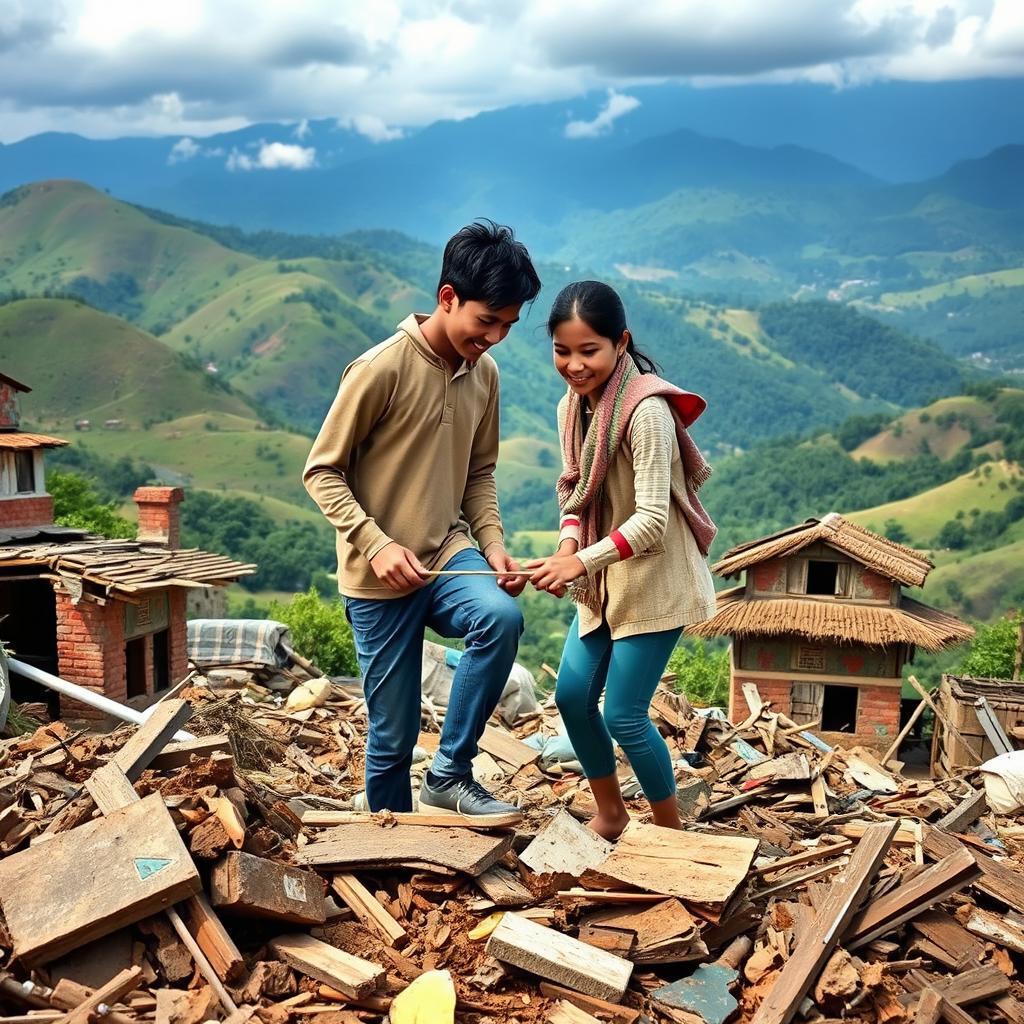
[695,513,973,748]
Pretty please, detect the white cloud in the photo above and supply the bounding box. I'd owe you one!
[565,90,640,138]
[167,136,200,163]
[227,141,316,171]
[293,117,310,139]
[0,1,1021,142]
[337,113,403,143]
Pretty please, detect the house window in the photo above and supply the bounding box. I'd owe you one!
[14,451,36,493]
[806,560,839,595]
[821,685,858,732]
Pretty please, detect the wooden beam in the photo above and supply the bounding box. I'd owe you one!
[299,809,520,829]
[924,826,1024,915]
[110,699,193,781]
[751,820,898,1024]
[882,698,927,765]
[914,988,943,1024]
[83,763,139,815]
[183,893,245,983]
[486,912,633,1003]
[210,851,325,926]
[165,908,238,1016]
[477,725,541,769]
[268,933,384,999]
[330,874,407,948]
[148,734,231,771]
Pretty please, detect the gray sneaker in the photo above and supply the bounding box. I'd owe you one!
[418,772,523,825]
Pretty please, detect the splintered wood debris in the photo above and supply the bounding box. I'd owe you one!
[2,670,1024,1024]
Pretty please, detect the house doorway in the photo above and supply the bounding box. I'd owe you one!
[0,577,60,717]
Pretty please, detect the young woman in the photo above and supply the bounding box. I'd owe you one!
[526,280,717,840]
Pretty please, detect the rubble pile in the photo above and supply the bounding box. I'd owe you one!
[2,666,1024,1024]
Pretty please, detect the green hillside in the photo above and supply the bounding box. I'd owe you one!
[0,298,254,426]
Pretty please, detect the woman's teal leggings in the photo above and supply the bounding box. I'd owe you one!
[555,615,682,803]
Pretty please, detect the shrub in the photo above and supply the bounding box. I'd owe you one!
[958,612,1023,680]
[267,587,359,676]
[666,638,730,707]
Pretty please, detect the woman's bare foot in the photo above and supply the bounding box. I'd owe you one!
[588,808,631,841]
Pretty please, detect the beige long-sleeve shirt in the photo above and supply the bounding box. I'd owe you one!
[303,314,505,599]
[557,394,717,639]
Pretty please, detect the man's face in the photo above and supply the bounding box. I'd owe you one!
[445,294,522,364]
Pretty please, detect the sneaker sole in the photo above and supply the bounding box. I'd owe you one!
[416,798,523,827]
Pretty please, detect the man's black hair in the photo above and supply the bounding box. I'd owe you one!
[437,219,541,309]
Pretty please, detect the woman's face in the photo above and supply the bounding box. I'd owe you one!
[552,316,628,404]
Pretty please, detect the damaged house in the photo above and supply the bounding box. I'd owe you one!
[691,513,974,750]
[0,373,253,718]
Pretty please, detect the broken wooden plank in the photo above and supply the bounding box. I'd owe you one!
[924,826,1024,915]
[474,865,535,907]
[183,893,245,983]
[935,787,987,834]
[209,851,325,926]
[591,823,757,905]
[750,820,898,1024]
[477,725,541,769]
[268,933,384,999]
[84,763,139,815]
[899,964,1009,1008]
[111,699,193,781]
[486,912,633,1003]
[844,846,980,949]
[294,823,512,877]
[60,967,143,1024]
[147,734,231,771]
[520,808,613,877]
[330,874,407,948]
[965,907,1024,954]
[0,792,201,964]
[911,910,986,968]
[299,809,520,829]
[751,840,853,878]
[584,898,705,964]
[536,983,640,1024]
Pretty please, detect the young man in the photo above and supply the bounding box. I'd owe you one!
[303,221,541,817]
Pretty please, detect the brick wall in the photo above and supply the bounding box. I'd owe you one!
[728,673,902,745]
[134,486,184,548]
[55,589,126,719]
[168,589,189,685]
[0,495,53,529]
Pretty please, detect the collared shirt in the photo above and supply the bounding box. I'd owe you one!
[303,314,504,599]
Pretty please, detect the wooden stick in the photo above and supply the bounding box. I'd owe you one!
[882,698,928,765]
[166,907,238,1015]
[423,569,533,577]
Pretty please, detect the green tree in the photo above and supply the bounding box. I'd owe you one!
[267,587,359,676]
[883,519,909,544]
[49,470,136,539]
[958,612,1023,679]
[666,638,730,707]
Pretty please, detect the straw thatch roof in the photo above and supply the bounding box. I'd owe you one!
[711,512,933,588]
[688,586,974,651]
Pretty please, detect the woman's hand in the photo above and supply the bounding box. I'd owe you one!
[526,552,587,598]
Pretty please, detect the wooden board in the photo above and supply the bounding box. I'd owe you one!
[844,847,980,949]
[520,808,613,878]
[210,851,325,925]
[268,933,384,999]
[486,911,633,1003]
[592,823,758,905]
[474,865,536,906]
[537,983,641,1024]
[330,874,407,947]
[184,893,245,983]
[148,734,231,771]
[477,725,541,769]
[300,809,520,829]
[294,823,512,876]
[750,820,898,1024]
[934,788,987,834]
[111,699,193,781]
[84,762,139,815]
[924,826,1024,915]
[584,898,704,964]
[0,792,201,964]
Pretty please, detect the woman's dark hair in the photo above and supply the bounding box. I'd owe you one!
[547,280,659,374]
[438,219,541,309]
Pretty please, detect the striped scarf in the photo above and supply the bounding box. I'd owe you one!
[557,354,716,611]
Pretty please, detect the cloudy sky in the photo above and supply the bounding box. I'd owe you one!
[1,0,1022,143]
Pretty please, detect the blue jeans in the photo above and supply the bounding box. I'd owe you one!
[555,615,682,803]
[345,548,524,811]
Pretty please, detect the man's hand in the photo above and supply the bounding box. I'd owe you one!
[488,548,527,597]
[526,552,587,598]
[369,542,428,592]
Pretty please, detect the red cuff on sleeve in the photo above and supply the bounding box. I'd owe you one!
[610,529,633,560]
[561,516,580,527]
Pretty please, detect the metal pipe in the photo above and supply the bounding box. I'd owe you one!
[8,658,193,740]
